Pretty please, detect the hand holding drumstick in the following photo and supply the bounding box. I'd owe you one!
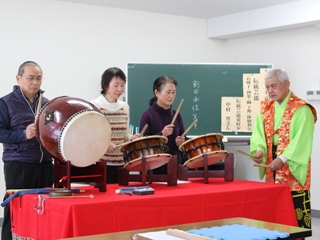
[175,120,198,147]
[237,148,263,162]
[236,148,265,166]
[129,124,148,141]
[162,124,174,137]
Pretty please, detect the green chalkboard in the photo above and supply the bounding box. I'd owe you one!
[127,63,272,136]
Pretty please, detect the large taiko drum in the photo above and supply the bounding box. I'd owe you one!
[179,133,228,169]
[36,96,111,167]
[119,135,171,171]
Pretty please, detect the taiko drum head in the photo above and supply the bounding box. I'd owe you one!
[59,110,111,167]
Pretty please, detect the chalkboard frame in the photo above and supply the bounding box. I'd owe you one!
[126,63,273,139]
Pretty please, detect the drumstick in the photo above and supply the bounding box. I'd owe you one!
[35,92,43,122]
[252,163,270,168]
[236,149,254,158]
[171,99,184,124]
[166,229,217,240]
[181,119,198,138]
[139,124,148,136]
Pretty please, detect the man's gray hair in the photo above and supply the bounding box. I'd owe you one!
[17,61,42,76]
[265,69,289,82]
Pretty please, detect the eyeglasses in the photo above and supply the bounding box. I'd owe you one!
[20,75,43,81]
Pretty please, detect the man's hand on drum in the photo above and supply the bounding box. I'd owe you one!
[162,124,174,137]
[25,123,37,140]
[107,143,117,153]
[175,136,184,147]
[252,150,264,164]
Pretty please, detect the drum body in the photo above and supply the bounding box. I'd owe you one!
[179,133,228,169]
[120,136,170,171]
[36,96,111,167]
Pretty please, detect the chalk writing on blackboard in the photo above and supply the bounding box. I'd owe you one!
[191,79,200,129]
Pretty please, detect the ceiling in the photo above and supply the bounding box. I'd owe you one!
[56,0,301,19]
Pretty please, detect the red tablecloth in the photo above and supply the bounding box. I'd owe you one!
[10,179,297,239]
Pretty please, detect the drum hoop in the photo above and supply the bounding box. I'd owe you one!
[120,135,168,152]
[125,153,172,164]
[179,133,224,151]
[183,150,229,168]
[123,153,172,171]
[35,96,68,124]
[58,109,108,162]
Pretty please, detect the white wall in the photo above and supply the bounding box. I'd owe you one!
[223,26,320,210]
[0,0,225,218]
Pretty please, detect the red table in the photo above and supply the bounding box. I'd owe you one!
[10,179,298,239]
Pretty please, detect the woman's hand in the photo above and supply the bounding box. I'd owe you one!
[130,133,141,141]
[175,136,185,147]
[107,143,117,153]
[162,124,174,137]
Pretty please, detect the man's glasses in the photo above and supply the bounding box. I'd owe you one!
[20,75,43,81]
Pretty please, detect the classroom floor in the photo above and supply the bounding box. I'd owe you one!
[0,217,319,239]
[311,217,320,239]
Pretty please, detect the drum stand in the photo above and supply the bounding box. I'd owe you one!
[54,159,107,192]
[118,155,178,186]
[178,153,234,184]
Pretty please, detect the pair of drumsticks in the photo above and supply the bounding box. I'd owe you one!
[172,99,198,138]
[236,149,270,168]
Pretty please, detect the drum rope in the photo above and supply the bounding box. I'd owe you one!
[33,194,94,215]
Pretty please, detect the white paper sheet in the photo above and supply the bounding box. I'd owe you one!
[139,230,184,240]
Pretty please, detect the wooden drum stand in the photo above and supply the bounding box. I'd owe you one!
[54,159,107,192]
[118,155,178,186]
[178,152,234,184]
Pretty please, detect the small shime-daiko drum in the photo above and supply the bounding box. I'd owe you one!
[179,133,228,169]
[119,135,171,171]
[36,96,111,167]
